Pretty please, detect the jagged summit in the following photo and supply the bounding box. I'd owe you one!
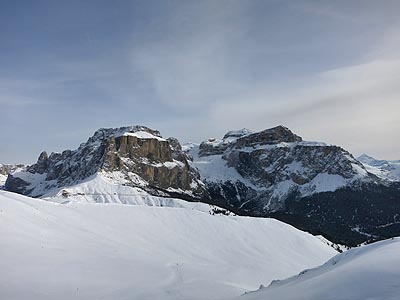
[235,125,302,148]
[87,125,163,144]
[223,128,253,140]
[199,125,302,157]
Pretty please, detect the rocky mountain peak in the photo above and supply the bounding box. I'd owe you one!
[235,125,302,148]
[223,128,253,140]
[198,125,302,157]
[27,151,49,174]
[87,125,163,145]
[5,125,205,198]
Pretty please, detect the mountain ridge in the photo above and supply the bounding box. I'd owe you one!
[4,124,400,246]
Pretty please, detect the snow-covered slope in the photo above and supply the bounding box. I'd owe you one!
[0,190,336,300]
[41,171,227,214]
[358,154,400,182]
[238,237,400,300]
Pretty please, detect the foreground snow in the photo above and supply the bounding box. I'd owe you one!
[0,191,336,300]
[239,238,400,300]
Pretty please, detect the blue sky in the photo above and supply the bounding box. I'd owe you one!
[1,0,400,163]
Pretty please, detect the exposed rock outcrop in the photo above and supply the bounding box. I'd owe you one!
[235,126,302,148]
[0,164,24,189]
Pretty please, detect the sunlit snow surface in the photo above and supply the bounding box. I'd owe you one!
[0,190,335,300]
[238,238,400,300]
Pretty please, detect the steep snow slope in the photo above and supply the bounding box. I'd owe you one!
[358,154,400,182]
[239,238,400,300]
[0,191,336,300]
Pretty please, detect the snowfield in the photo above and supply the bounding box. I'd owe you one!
[0,190,336,300]
[239,237,400,300]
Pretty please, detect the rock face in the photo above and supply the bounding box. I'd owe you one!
[234,126,302,148]
[0,164,24,189]
[186,125,400,246]
[6,126,204,198]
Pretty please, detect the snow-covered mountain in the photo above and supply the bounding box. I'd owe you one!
[238,237,400,300]
[186,125,370,212]
[0,190,336,300]
[4,125,400,246]
[6,126,204,199]
[0,163,24,189]
[186,126,400,246]
[358,154,400,182]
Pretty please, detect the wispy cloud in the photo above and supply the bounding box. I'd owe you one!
[1,0,400,162]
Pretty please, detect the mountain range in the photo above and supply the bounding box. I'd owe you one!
[3,125,400,246]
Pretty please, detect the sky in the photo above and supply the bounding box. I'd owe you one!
[1,0,399,163]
